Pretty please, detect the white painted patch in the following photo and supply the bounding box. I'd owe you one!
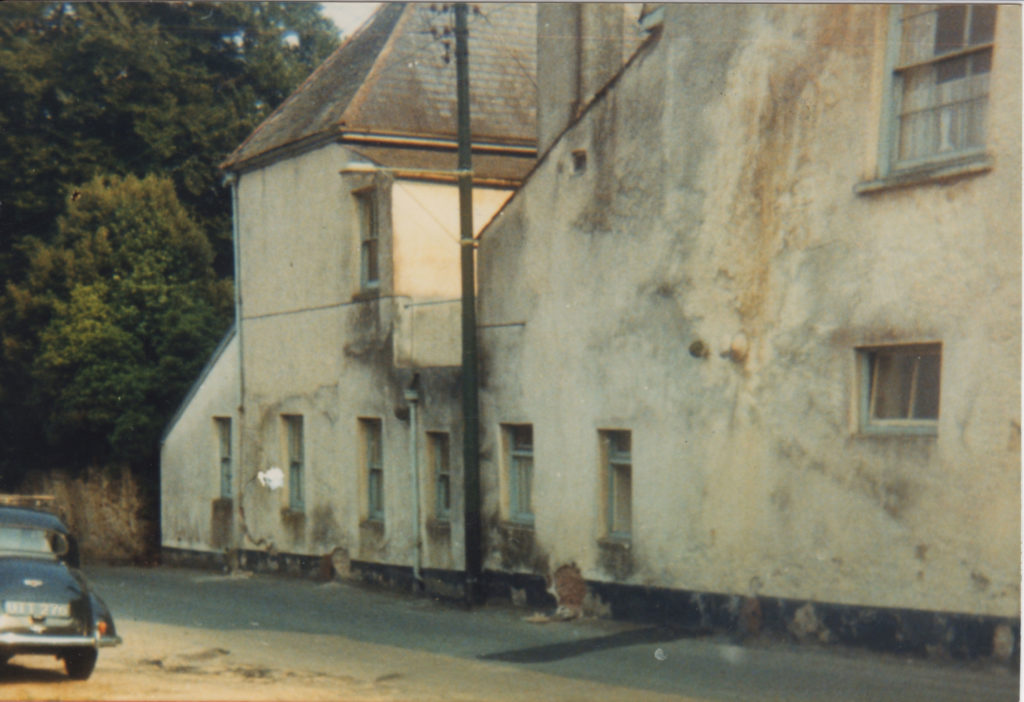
[258,467,285,491]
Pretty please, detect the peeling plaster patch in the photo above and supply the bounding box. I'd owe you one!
[549,563,587,618]
[992,624,1016,661]
[789,603,829,643]
[738,597,763,638]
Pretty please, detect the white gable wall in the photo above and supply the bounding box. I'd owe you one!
[161,333,239,553]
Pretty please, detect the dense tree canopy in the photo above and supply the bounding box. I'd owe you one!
[0,2,339,276]
[7,174,233,481]
[0,3,341,486]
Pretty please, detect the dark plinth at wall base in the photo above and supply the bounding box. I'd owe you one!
[584,579,1020,665]
[349,560,471,602]
[162,546,229,572]
[161,547,1018,665]
[161,546,328,579]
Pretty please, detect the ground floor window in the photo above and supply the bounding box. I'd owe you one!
[214,417,232,499]
[361,418,384,521]
[503,424,534,526]
[859,343,941,434]
[428,432,451,522]
[283,415,304,511]
[600,430,632,540]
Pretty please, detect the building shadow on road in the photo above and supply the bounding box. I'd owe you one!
[478,625,694,663]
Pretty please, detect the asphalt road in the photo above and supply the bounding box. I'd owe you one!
[60,565,1020,701]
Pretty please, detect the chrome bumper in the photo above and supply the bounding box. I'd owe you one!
[0,631,122,648]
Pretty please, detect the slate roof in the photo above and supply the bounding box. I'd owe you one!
[223,3,537,174]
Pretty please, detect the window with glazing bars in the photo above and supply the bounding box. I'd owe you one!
[505,425,533,525]
[284,415,304,511]
[602,430,632,539]
[215,417,232,499]
[362,419,384,521]
[860,344,941,433]
[355,189,379,288]
[429,432,451,521]
[890,5,995,168]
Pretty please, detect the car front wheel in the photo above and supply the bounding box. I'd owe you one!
[64,648,97,680]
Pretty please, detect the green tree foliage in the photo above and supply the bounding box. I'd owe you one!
[9,174,232,482]
[0,3,340,485]
[0,2,339,276]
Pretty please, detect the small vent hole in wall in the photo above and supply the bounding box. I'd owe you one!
[572,149,587,174]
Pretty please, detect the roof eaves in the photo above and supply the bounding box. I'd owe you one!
[221,127,343,174]
[222,3,406,171]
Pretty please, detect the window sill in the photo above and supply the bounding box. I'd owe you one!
[855,424,938,438]
[500,519,534,532]
[854,154,993,195]
[359,518,385,535]
[351,288,381,302]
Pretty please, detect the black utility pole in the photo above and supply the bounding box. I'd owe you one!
[455,2,483,606]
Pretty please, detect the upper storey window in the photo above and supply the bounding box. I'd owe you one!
[355,188,379,290]
[890,5,995,170]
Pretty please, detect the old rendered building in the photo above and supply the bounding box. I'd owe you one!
[161,2,537,588]
[163,3,1020,659]
[477,3,1019,655]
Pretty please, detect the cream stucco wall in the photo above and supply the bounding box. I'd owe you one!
[477,4,1021,618]
[164,142,514,575]
[232,145,469,571]
[161,332,239,553]
[391,182,513,367]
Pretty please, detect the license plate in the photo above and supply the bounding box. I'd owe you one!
[4,601,70,618]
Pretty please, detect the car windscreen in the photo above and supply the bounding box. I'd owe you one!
[0,526,59,558]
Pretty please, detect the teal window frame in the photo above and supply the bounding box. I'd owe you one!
[858,343,941,436]
[362,418,384,521]
[215,417,232,500]
[505,425,534,526]
[355,188,380,290]
[429,432,452,522]
[284,415,304,511]
[877,5,995,179]
[601,430,632,540]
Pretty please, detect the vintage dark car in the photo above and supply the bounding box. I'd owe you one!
[0,505,121,679]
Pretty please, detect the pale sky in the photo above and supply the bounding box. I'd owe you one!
[318,2,382,36]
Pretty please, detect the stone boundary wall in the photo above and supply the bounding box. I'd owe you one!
[21,466,154,564]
